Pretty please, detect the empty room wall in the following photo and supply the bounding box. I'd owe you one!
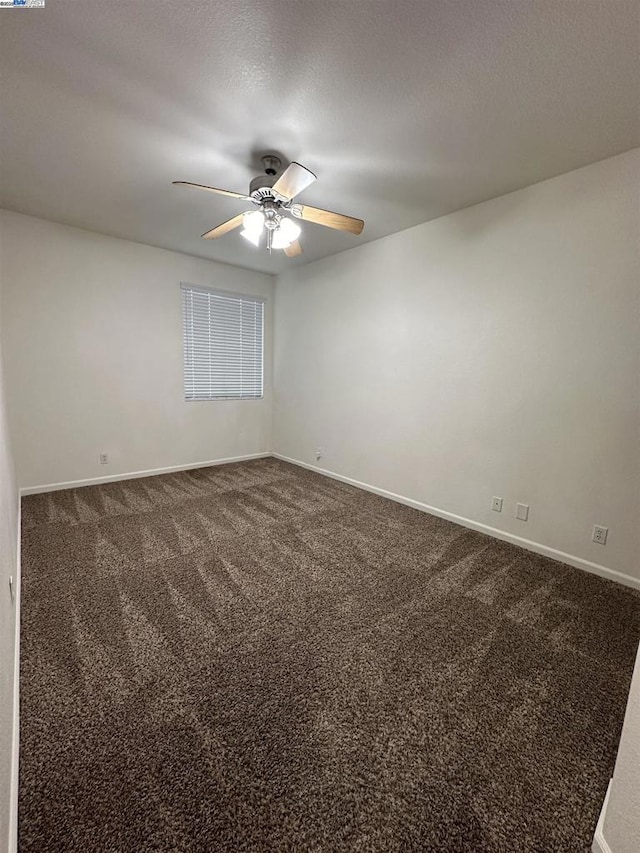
[0,280,19,851]
[274,149,640,585]
[0,211,274,491]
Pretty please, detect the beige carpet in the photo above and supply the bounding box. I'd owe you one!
[19,458,640,851]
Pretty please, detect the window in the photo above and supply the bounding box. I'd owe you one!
[181,284,264,401]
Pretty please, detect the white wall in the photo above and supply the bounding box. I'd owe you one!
[0,265,19,851]
[0,211,274,490]
[274,150,640,585]
[601,645,640,852]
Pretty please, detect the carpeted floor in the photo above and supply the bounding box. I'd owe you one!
[19,458,640,852]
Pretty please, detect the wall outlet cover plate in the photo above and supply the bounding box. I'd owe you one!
[592,525,608,545]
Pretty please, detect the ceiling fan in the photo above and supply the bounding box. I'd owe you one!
[173,155,364,257]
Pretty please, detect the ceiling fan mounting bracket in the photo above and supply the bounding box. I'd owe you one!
[261,154,282,176]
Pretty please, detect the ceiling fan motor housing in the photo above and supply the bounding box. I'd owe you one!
[249,174,278,201]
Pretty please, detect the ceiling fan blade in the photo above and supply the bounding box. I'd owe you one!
[284,240,303,258]
[290,204,364,235]
[272,162,317,201]
[202,213,245,240]
[173,181,253,202]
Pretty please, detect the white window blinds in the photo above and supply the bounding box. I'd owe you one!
[182,284,264,401]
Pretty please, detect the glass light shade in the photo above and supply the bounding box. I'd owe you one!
[271,217,301,249]
[240,228,261,247]
[243,210,265,235]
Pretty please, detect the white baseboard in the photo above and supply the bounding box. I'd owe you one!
[273,454,640,592]
[592,780,613,853]
[19,448,640,588]
[9,494,21,853]
[19,452,272,496]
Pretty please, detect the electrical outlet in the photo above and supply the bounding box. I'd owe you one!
[516,503,529,521]
[316,447,322,461]
[99,453,109,465]
[491,497,503,512]
[8,575,15,603]
[592,525,608,545]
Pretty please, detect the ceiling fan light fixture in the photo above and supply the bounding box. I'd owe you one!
[240,228,262,247]
[243,210,264,234]
[240,210,265,247]
[271,216,302,250]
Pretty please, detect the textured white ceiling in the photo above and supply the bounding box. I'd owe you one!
[1,0,638,275]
